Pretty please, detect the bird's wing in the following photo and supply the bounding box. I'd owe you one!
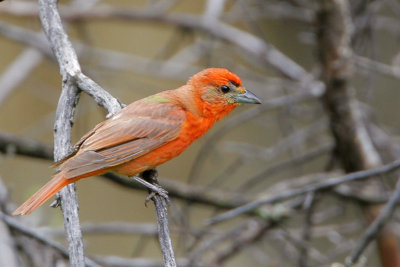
[60,98,186,178]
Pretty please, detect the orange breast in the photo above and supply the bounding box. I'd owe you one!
[113,112,215,176]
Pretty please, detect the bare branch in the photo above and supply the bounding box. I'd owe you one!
[207,159,400,225]
[0,1,325,86]
[93,255,195,267]
[354,55,400,80]
[38,1,122,116]
[39,222,158,237]
[37,0,122,266]
[188,91,320,184]
[317,1,400,266]
[0,131,53,160]
[139,170,177,267]
[346,177,400,266]
[206,220,271,266]
[0,180,19,267]
[0,211,99,267]
[0,48,42,107]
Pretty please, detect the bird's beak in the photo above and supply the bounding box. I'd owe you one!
[234,89,262,104]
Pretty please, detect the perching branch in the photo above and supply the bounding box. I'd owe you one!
[139,170,177,267]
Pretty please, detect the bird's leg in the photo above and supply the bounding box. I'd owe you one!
[134,169,169,205]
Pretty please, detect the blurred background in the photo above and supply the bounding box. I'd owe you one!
[1,0,400,266]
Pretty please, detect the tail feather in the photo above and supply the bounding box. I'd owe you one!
[13,172,70,216]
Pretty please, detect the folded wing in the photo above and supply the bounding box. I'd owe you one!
[59,99,186,178]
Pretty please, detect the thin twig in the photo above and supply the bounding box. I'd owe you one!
[298,192,316,267]
[92,255,196,267]
[346,177,400,266]
[0,1,319,83]
[237,144,333,192]
[188,91,319,184]
[0,48,42,108]
[39,222,158,236]
[0,211,99,267]
[0,20,200,82]
[188,221,251,264]
[206,220,271,267]
[207,158,400,225]
[0,179,19,267]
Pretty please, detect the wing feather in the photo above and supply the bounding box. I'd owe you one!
[60,98,186,179]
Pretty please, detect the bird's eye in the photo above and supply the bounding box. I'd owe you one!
[220,85,230,94]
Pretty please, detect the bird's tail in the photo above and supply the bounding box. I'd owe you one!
[12,172,71,216]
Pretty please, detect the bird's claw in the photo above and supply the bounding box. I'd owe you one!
[50,197,61,208]
[145,192,156,207]
[144,186,169,206]
[133,173,169,206]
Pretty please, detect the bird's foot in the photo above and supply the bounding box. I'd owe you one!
[145,192,157,206]
[144,187,169,206]
[133,170,169,205]
[144,185,169,206]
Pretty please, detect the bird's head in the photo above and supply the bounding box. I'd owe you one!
[187,68,261,120]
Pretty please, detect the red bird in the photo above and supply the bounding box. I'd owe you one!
[13,68,261,215]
